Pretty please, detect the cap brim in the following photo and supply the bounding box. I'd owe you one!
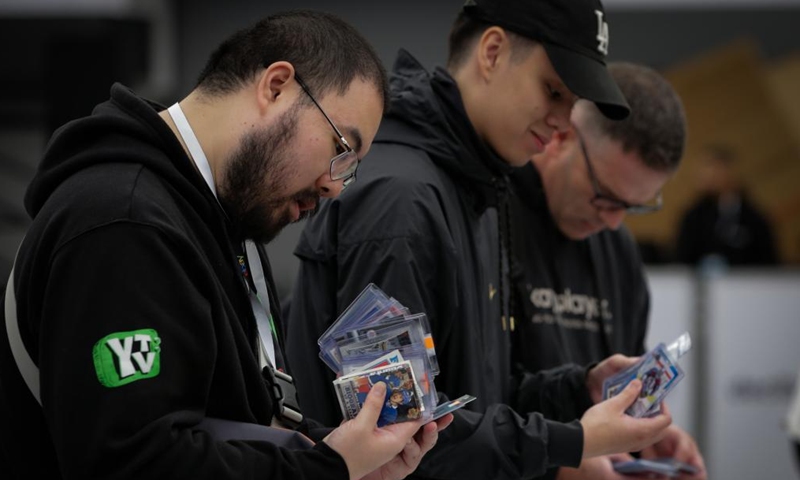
[543,43,630,120]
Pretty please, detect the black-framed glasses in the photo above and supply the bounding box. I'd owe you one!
[295,75,360,186]
[573,125,663,215]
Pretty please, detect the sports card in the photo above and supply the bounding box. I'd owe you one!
[341,349,406,375]
[429,394,477,422]
[612,459,679,476]
[613,458,698,477]
[602,343,685,417]
[333,361,424,427]
[338,328,414,359]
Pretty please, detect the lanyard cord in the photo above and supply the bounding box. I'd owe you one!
[167,103,277,369]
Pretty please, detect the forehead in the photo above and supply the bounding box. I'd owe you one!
[587,135,673,202]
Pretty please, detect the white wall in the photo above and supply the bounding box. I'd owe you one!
[645,268,800,479]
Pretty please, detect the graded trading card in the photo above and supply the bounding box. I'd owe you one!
[341,349,405,375]
[430,394,477,421]
[338,326,414,360]
[602,343,685,417]
[613,458,698,477]
[612,459,679,476]
[333,361,423,427]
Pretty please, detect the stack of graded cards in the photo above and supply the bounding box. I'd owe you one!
[319,284,475,427]
[602,332,692,418]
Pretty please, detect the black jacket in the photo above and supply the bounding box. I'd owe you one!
[285,50,591,480]
[0,84,347,479]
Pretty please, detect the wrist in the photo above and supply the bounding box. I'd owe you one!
[584,363,601,404]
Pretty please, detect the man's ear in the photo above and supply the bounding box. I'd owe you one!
[255,61,296,113]
[476,26,511,83]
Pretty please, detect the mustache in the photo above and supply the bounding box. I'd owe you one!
[291,189,321,222]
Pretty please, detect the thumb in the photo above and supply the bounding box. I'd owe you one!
[610,379,641,410]
[355,381,387,428]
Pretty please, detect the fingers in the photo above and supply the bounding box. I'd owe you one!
[609,379,642,410]
[355,381,386,428]
[433,413,454,432]
[383,417,425,440]
[611,354,639,369]
[415,421,439,455]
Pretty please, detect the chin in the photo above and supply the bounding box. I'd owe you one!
[562,224,593,241]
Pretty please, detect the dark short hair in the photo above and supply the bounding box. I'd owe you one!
[580,62,687,172]
[447,12,535,71]
[196,10,389,111]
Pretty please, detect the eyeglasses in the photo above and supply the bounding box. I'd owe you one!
[295,75,360,187]
[573,125,663,215]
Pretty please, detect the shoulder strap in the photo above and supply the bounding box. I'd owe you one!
[4,244,42,405]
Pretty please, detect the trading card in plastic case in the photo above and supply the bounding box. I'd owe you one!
[337,323,415,361]
[333,360,425,427]
[336,313,439,376]
[341,349,406,375]
[429,394,477,422]
[602,343,685,417]
[342,345,437,415]
[613,458,698,477]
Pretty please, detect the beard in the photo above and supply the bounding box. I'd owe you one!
[217,104,319,244]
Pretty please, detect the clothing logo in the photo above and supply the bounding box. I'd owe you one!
[93,329,161,388]
[529,288,612,321]
[594,10,609,55]
[238,255,249,278]
[489,283,497,301]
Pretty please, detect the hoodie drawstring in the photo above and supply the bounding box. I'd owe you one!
[495,177,516,332]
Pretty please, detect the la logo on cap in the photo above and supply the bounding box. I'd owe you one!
[594,10,609,55]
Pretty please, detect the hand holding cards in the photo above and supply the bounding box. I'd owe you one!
[321,284,475,426]
[602,333,691,417]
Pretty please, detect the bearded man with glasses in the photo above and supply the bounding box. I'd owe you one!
[0,10,452,480]
[509,61,707,479]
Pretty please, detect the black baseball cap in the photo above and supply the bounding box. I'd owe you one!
[463,0,630,120]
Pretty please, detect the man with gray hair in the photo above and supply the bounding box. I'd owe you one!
[509,62,706,479]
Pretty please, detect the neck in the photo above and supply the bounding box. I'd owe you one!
[451,64,487,141]
[158,90,240,185]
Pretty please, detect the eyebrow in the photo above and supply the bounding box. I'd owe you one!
[342,126,363,156]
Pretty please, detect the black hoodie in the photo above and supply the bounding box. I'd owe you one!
[507,163,650,480]
[0,84,348,479]
[509,163,649,371]
[285,50,592,480]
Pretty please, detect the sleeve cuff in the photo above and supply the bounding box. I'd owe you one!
[545,419,583,468]
[571,364,596,415]
[311,441,351,479]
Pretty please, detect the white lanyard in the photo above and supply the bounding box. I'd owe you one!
[167,103,276,369]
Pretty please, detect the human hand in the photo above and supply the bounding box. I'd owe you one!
[323,382,445,480]
[586,354,640,404]
[581,380,672,458]
[640,425,707,479]
[556,454,637,480]
[360,413,454,480]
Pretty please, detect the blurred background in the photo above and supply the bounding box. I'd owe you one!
[1,0,799,477]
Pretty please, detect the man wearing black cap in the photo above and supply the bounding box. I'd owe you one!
[285,1,671,479]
